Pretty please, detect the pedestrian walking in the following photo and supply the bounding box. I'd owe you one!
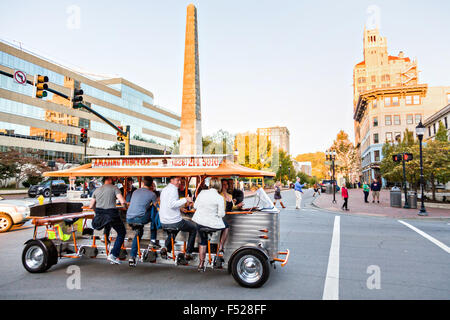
[312,183,320,197]
[341,185,349,211]
[294,177,306,209]
[363,181,370,203]
[273,181,286,208]
[370,178,381,203]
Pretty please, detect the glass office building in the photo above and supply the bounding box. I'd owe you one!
[0,40,180,163]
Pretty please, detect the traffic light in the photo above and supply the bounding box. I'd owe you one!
[392,154,402,162]
[35,75,48,98]
[403,153,413,162]
[72,88,84,109]
[117,126,124,141]
[80,128,88,144]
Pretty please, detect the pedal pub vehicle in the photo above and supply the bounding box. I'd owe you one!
[22,155,289,288]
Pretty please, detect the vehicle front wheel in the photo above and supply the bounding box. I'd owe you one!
[231,249,270,288]
[22,240,57,273]
[43,190,50,197]
[0,213,13,233]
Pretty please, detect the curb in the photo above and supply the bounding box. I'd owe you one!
[310,194,450,221]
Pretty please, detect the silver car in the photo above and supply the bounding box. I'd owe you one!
[0,199,33,232]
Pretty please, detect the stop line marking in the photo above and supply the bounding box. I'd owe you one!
[398,220,450,254]
[322,216,340,300]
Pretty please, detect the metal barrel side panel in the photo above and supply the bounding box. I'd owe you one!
[223,209,280,261]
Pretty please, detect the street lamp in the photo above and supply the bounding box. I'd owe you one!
[326,150,337,204]
[415,121,427,216]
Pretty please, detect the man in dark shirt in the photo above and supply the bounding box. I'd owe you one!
[228,179,244,210]
[370,178,382,203]
[120,177,137,203]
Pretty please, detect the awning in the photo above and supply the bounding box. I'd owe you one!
[43,159,275,178]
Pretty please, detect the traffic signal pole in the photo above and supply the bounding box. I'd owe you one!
[401,153,410,209]
[1,70,130,155]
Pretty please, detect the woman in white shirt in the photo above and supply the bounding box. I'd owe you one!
[192,178,230,271]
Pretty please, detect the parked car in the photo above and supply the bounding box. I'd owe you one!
[28,180,68,198]
[320,179,337,192]
[0,199,33,233]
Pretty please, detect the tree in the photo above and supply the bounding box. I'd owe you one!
[295,152,327,180]
[436,121,448,142]
[329,130,359,183]
[276,150,295,183]
[380,128,450,200]
[0,149,50,188]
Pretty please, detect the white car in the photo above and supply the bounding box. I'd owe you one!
[0,199,33,233]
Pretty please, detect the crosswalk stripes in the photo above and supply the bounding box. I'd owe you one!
[398,220,450,254]
[322,216,340,300]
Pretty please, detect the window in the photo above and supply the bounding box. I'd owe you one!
[374,150,380,162]
[371,75,376,82]
[386,132,393,142]
[373,117,378,127]
[428,126,431,137]
[433,123,436,134]
[415,114,422,124]
[407,114,413,124]
[406,95,421,105]
[392,96,399,106]
[373,133,379,144]
[445,117,448,129]
[385,115,392,125]
[394,115,401,125]
[384,97,391,107]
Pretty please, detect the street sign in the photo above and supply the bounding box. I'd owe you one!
[13,70,27,85]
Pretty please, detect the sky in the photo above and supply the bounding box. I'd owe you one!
[1,0,449,156]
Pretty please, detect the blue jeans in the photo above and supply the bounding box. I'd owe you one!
[109,213,126,258]
[127,212,152,258]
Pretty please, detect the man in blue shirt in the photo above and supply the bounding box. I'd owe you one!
[294,177,306,209]
[126,176,157,267]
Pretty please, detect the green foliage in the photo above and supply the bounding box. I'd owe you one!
[381,128,450,193]
[276,150,295,183]
[436,121,448,142]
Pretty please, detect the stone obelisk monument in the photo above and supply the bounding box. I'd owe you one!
[179,3,202,155]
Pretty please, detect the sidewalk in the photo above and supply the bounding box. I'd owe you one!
[312,189,450,219]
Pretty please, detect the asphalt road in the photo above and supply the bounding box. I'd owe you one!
[0,189,449,299]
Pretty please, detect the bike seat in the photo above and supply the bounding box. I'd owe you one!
[63,218,79,226]
[198,227,219,234]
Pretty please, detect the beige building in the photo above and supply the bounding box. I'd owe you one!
[0,40,180,163]
[257,126,290,154]
[352,28,450,183]
[424,103,450,141]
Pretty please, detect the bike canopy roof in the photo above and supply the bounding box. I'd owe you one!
[43,155,276,178]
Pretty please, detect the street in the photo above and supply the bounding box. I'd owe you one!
[0,189,449,300]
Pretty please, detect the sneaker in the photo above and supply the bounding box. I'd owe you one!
[107,254,121,265]
[150,240,161,249]
[160,247,168,260]
[128,257,137,267]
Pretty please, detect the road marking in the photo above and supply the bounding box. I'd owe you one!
[323,215,340,300]
[398,220,450,254]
